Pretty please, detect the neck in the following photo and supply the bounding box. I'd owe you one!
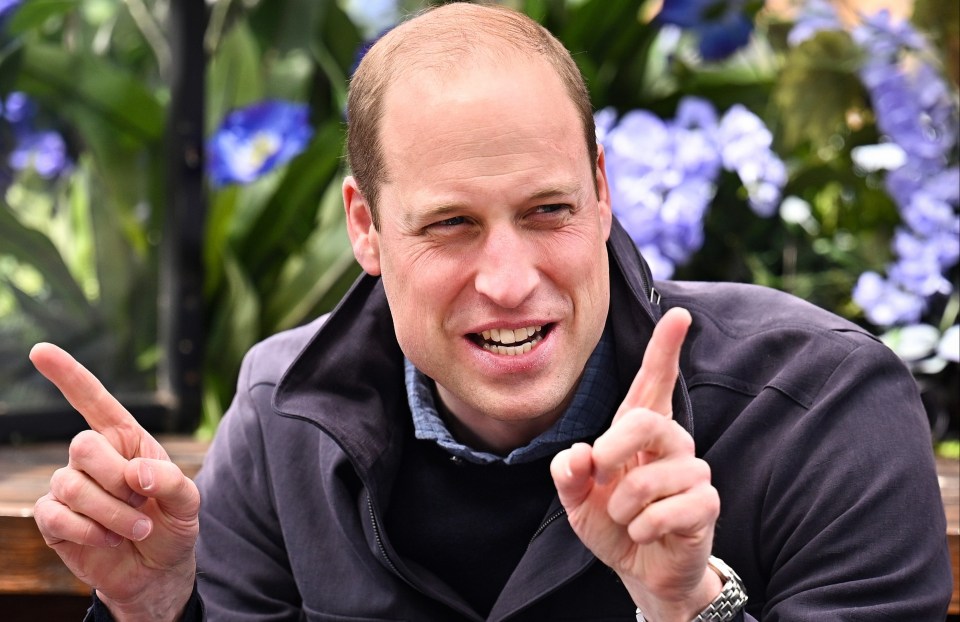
[436,397,567,456]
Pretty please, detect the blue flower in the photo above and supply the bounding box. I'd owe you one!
[794,4,960,328]
[787,0,841,47]
[599,96,786,278]
[2,91,35,131]
[853,271,925,326]
[853,10,929,57]
[658,0,756,61]
[717,104,786,216]
[207,100,314,187]
[0,0,21,26]
[8,129,69,178]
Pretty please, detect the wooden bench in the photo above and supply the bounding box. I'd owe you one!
[1,440,958,615]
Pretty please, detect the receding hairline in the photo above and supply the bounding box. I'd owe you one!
[346,2,599,225]
[359,3,574,112]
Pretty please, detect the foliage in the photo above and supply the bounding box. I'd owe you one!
[0,0,957,450]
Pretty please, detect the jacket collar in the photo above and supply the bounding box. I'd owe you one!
[272,218,694,491]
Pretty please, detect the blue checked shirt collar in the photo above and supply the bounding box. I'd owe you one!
[404,327,617,465]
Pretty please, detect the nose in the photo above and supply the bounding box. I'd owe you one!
[473,226,540,308]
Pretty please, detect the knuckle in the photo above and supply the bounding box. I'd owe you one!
[80,519,102,546]
[694,458,712,482]
[36,505,68,542]
[52,469,87,506]
[33,496,55,531]
[69,430,101,463]
[623,471,653,500]
[703,485,721,514]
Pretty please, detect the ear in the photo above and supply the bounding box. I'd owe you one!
[343,176,382,276]
[595,143,613,240]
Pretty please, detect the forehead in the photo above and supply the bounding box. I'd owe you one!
[377,57,588,194]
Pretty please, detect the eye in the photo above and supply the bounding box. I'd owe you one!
[532,203,572,217]
[432,215,466,228]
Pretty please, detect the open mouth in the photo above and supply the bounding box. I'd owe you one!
[470,324,550,356]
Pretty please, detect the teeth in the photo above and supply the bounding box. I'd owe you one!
[479,326,544,355]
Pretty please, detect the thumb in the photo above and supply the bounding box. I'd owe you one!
[550,442,595,510]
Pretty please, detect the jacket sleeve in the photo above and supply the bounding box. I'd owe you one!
[746,333,952,618]
[192,342,304,620]
[85,583,204,621]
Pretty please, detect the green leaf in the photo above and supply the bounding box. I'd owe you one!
[16,42,165,142]
[0,202,90,317]
[204,184,241,296]
[204,249,261,411]
[1,276,92,337]
[262,178,359,332]
[6,0,79,35]
[233,120,346,286]
[64,106,163,224]
[206,17,264,133]
[772,31,865,152]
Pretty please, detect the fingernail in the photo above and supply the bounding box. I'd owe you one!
[106,531,123,547]
[138,462,154,491]
[132,519,151,541]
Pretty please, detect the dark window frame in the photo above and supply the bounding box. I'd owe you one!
[0,0,206,444]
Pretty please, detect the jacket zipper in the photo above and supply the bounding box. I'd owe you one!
[367,494,485,620]
[367,494,403,578]
[529,507,566,545]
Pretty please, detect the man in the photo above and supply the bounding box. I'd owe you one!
[31,3,952,621]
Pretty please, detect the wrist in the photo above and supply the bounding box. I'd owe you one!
[627,561,723,622]
[97,562,196,622]
[633,556,747,622]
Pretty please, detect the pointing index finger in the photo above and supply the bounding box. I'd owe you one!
[30,342,146,457]
[616,307,691,420]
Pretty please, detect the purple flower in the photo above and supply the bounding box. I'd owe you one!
[658,0,755,61]
[207,100,314,187]
[599,97,786,277]
[863,61,956,163]
[8,130,69,178]
[787,0,841,46]
[901,191,956,238]
[853,10,929,57]
[888,251,952,298]
[826,7,960,328]
[717,104,786,216]
[0,0,20,25]
[894,227,960,271]
[2,91,35,131]
[853,271,925,326]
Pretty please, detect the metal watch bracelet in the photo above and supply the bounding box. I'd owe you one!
[635,556,748,622]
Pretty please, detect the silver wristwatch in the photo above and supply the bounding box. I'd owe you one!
[635,556,748,622]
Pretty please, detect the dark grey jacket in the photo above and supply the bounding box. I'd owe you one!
[95,221,952,620]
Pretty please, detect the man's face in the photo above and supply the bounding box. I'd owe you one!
[345,57,613,448]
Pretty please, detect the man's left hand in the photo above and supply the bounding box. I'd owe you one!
[550,308,722,621]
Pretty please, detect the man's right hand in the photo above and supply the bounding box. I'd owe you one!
[30,343,200,622]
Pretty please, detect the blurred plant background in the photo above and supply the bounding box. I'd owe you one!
[0,0,956,455]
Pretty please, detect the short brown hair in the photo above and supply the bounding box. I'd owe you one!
[346,2,597,228]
